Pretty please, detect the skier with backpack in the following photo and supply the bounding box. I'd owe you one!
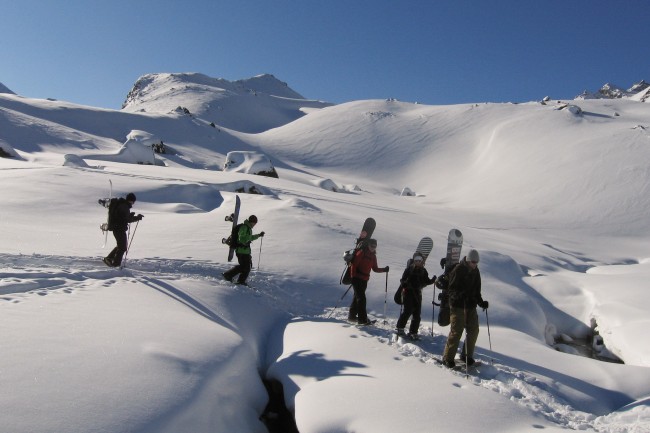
[441,249,489,368]
[101,192,143,268]
[348,238,389,325]
[222,215,265,286]
[395,253,436,340]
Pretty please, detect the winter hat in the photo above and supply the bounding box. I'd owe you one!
[466,249,480,263]
[248,215,258,223]
[126,192,136,203]
[413,254,424,262]
[368,238,378,247]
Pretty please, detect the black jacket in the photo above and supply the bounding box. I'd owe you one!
[448,258,483,309]
[400,265,435,295]
[112,199,140,232]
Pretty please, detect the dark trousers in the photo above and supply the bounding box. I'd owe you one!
[349,278,369,322]
[106,230,127,266]
[396,290,422,334]
[224,253,253,283]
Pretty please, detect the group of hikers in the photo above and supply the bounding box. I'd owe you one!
[102,194,487,368]
[346,238,488,369]
[101,192,263,286]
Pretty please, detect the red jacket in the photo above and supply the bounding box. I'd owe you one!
[351,248,385,281]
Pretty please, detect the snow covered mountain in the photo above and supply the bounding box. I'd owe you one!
[1,74,650,433]
[121,72,333,133]
[0,81,15,94]
[576,80,650,101]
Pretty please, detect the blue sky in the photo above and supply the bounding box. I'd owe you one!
[2,0,648,109]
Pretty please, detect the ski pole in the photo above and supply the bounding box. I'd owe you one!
[485,308,494,365]
[121,220,140,270]
[464,302,469,379]
[327,284,353,319]
[383,270,388,324]
[431,285,436,336]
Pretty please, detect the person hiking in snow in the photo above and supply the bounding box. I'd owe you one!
[103,193,143,268]
[396,253,436,340]
[441,249,488,368]
[222,215,265,285]
[348,238,389,325]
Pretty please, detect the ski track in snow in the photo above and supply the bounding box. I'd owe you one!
[0,253,250,302]
[0,252,630,431]
[322,308,601,431]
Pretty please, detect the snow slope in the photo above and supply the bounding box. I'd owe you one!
[1,75,649,433]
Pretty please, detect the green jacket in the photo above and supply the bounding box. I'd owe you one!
[236,220,261,254]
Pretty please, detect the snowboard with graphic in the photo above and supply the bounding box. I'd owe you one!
[435,229,463,326]
[341,218,376,284]
[394,236,434,304]
[444,229,463,273]
[221,195,241,262]
[413,236,434,264]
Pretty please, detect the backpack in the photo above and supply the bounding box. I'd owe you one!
[224,223,245,249]
[107,198,125,231]
[340,241,366,284]
[393,285,404,305]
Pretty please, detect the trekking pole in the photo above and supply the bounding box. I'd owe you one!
[464,302,469,379]
[257,237,263,271]
[121,220,140,270]
[383,270,388,324]
[327,285,353,319]
[431,285,436,336]
[485,308,494,365]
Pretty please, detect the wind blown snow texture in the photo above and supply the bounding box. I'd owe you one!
[1,73,649,433]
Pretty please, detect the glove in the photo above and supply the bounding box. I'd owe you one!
[259,231,265,237]
[136,214,144,221]
[479,300,489,310]
[430,275,437,284]
[439,258,446,269]
[384,266,390,272]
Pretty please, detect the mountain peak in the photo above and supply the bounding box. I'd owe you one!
[576,80,649,100]
[0,82,15,94]
[121,72,329,133]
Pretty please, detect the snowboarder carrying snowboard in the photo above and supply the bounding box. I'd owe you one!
[103,193,143,268]
[348,238,389,325]
[441,249,489,368]
[222,215,265,285]
[396,253,436,340]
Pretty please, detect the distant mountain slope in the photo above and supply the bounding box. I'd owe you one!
[253,98,650,234]
[576,80,649,101]
[121,72,333,133]
[0,82,15,94]
[2,74,650,234]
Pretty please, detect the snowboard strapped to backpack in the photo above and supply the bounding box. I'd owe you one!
[434,262,460,326]
[224,223,245,249]
[339,218,376,285]
[99,197,123,232]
